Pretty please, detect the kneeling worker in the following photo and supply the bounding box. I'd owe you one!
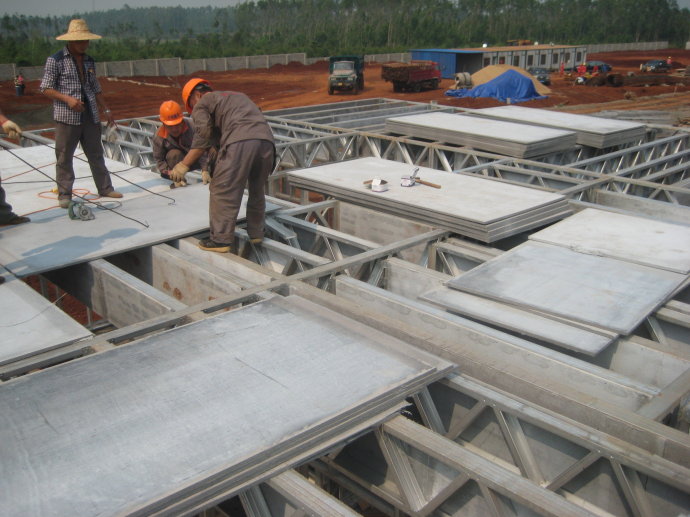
[170,78,275,253]
[153,100,208,186]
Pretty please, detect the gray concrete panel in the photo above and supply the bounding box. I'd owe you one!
[0,295,453,517]
[131,60,158,75]
[288,158,566,225]
[422,287,616,356]
[0,273,91,366]
[0,145,173,217]
[206,57,227,71]
[530,208,690,274]
[0,182,279,277]
[472,106,646,148]
[385,112,578,158]
[157,58,182,76]
[447,242,687,334]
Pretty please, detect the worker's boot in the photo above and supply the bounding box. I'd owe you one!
[198,238,232,253]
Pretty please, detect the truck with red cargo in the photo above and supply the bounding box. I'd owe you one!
[381,61,442,92]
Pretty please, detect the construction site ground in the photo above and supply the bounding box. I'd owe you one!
[4,47,690,325]
[4,48,690,129]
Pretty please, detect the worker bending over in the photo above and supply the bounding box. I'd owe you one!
[153,100,208,186]
[170,78,275,253]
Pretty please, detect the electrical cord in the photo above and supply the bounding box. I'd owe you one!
[4,147,151,228]
[0,292,68,327]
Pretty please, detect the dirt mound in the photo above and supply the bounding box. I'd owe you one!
[471,64,551,95]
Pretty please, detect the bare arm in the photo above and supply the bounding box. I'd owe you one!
[95,92,115,126]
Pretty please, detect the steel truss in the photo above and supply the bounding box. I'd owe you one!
[306,374,690,517]
[2,196,688,515]
[19,100,690,206]
[6,102,690,515]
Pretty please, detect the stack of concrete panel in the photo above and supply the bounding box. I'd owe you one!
[0,295,454,516]
[445,241,687,335]
[470,105,647,148]
[384,112,577,158]
[423,209,690,351]
[288,157,571,242]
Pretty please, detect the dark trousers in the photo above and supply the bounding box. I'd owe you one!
[0,177,18,223]
[162,149,201,179]
[209,139,274,244]
[55,120,114,200]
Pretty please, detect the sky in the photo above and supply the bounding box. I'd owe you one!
[1,0,241,18]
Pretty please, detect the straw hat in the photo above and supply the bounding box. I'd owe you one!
[56,19,102,41]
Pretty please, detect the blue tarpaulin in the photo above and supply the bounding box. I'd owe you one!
[445,69,546,103]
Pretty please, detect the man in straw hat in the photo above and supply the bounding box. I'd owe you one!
[40,19,123,209]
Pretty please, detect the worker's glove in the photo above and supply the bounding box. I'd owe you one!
[170,162,190,183]
[2,119,22,139]
[201,170,211,185]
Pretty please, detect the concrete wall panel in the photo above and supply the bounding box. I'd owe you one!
[184,59,206,74]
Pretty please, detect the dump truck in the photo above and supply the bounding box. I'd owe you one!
[328,55,365,95]
[381,61,442,92]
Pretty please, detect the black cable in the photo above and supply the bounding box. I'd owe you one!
[4,147,150,228]
[41,135,177,206]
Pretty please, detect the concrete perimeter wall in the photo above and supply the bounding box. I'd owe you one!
[587,41,668,53]
[0,43,668,81]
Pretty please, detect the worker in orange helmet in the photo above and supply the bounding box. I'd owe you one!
[152,100,208,187]
[170,78,275,253]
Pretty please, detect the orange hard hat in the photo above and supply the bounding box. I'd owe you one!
[159,100,184,126]
[182,78,210,112]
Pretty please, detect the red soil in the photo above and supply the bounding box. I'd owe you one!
[3,48,690,129]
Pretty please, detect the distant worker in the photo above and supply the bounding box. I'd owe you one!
[39,18,122,209]
[170,78,275,253]
[592,64,599,75]
[559,61,565,76]
[577,62,587,76]
[667,56,673,67]
[0,108,31,240]
[152,100,208,186]
[14,73,25,97]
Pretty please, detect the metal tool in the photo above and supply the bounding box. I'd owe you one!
[401,167,442,189]
[67,201,95,221]
[363,177,389,192]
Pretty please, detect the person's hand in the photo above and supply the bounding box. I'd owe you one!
[1,119,22,139]
[103,109,116,127]
[66,97,85,112]
[170,162,190,183]
[201,170,211,184]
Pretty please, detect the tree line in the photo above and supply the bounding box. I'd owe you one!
[2,0,689,67]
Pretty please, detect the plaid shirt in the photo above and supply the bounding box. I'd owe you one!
[40,46,102,125]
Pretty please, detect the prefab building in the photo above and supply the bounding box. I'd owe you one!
[411,44,587,78]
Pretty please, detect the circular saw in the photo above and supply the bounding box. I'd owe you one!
[67,201,95,221]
